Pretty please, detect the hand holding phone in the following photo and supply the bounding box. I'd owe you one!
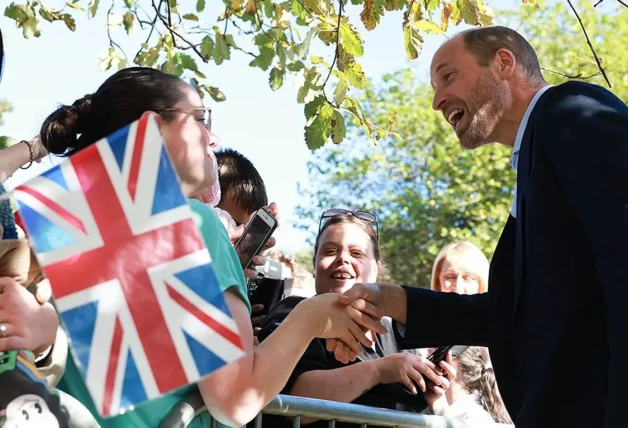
[234,208,278,270]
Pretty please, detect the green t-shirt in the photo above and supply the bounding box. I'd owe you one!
[57,199,249,427]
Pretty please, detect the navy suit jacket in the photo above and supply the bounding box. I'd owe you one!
[394,82,628,427]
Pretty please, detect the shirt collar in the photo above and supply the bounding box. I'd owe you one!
[510,85,552,171]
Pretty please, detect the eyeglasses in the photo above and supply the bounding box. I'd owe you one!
[319,208,379,240]
[155,107,212,131]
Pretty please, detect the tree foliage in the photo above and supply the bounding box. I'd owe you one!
[296,0,628,287]
[0,100,14,150]
[4,0,536,150]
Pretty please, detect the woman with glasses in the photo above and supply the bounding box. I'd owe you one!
[257,209,455,428]
[37,67,383,428]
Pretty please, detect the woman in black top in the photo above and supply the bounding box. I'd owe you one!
[258,211,455,427]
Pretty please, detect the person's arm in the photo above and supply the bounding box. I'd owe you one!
[0,139,47,183]
[541,83,628,427]
[197,290,382,427]
[338,283,492,351]
[291,361,379,403]
[394,287,491,349]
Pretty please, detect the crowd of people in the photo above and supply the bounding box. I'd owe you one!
[0,21,626,428]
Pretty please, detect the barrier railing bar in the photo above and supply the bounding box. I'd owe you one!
[262,395,489,428]
[161,393,515,428]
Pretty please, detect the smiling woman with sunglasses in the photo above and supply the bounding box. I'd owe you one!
[258,209,452,428]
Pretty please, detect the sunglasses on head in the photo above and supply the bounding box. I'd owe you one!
[319,208,379,240]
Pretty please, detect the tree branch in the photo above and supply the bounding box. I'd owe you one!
[323,0,343,89]
[540,66,601,80]
[151,0,208,62]
[135,0,163,60]
[566,0,611,87]
[617,0,628,8]
[106,1,129,63]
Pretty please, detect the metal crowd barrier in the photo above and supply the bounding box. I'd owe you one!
[160,392,515,428]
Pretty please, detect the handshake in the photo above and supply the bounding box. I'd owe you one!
[293,282,405,363]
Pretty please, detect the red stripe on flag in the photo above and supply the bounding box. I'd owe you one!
[127,116,148,201]
[18,186,86,234]
[102,317,124,416]
[166,283,243,350]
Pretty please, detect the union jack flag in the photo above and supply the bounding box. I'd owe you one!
[14,115,245,417]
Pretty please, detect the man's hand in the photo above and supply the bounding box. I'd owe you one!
[328,282,407,362]
[0,277,58,354]
[293,293,386,361]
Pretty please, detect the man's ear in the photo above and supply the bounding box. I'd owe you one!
[494,48,516,80]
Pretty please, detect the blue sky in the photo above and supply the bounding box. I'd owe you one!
[0,0,527,252]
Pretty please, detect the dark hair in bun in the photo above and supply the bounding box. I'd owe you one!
[40,67,186,156]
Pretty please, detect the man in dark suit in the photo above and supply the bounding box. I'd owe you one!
[331,26,628,427]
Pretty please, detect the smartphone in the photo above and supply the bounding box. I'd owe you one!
[234,208,278,270]
[427,345,469,365]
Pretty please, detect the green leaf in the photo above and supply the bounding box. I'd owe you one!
[124,0,136,6]
[63,14,77,31]
[297,68,322,104]
[213,29,231,65]
[334,77,348,105]
[416,19,443,34]
[5,4,27,22]
[254,33,274,48]
[249,47,275,71]
[305,96,327,119]
[344,62,366,89]
[122,11,135,34]
[459,0,481,26]
[205,86,226,102]
[296,28,317,59]
[88,0,100,18]
[287,61,305,72]
[403,24,423,60]
[182,13,199,21]
[305,103,334,150]
[66,2,84,11]
[339,22,364,57]
[200,36,214,61]
[196,0,206,12]
[303,0,327,15]
[39,7,62,22]
[269,67,285,90]
[176,52,199,71]
[331,110,346,144]
[406,0,422,23]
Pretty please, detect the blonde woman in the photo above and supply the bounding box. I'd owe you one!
[424,242,512,424]
[431,241,489,294]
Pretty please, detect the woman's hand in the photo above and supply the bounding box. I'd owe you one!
[293,293,386,360]
[30,136,49,162]
[373,353,449,395]
[0,277,58,354]
[424,352,457,412]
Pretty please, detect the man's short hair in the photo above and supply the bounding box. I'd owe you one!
[460,26,544,81]
[216,148,268,215]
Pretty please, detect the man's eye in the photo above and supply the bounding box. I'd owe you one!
[444,72,455,81]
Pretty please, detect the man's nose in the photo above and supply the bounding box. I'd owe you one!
[432,90,446,111]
